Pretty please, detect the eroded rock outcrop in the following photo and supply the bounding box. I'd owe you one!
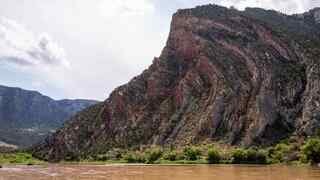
[33,5,320,161]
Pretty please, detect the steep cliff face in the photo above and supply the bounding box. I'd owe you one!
[33,5,320,161]
[0,85,98,148]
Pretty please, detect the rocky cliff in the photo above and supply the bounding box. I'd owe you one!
[0,85,98,148]
[33,5,320,161]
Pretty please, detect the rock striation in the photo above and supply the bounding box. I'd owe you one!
[33,5,320,161]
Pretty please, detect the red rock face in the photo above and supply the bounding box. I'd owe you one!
[33,5,320,161]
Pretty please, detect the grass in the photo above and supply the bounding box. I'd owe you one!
[0,152,45,165]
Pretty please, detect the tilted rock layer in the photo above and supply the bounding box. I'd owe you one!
[33,5,320,161]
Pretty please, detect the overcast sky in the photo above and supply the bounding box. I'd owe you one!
[0,0,319,100]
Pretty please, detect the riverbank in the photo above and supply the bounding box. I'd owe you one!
[71,138,320,166]
[1,138,320,166]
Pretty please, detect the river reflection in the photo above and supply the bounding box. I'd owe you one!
[0,164,320,180]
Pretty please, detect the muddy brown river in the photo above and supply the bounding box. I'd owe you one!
[0,164,319,180]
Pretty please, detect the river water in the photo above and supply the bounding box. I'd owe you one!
[0,164,319,180]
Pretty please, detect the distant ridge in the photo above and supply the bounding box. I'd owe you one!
[0,84,99,148]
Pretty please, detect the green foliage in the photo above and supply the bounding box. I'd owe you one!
[183,147,201,161]
[279,138,290,145]
[231,148,248,164]
[207,147,221,164]
[121,147,163,164]
[65,152,80,162]
[19,138,320,166]
[123,152,145,163]
[246,149,268,164]
[163,150,178,161]
[231,148,267,164]
[301,138,320,164]
[145,147,162,164]
[267,143,291,163]
[93,150,123,162]
[0,153,44,165]
[95,154,110,161]
[275,143,291,152]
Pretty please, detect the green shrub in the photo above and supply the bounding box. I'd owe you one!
[231,148,267,164]
[96,154,109,161]
[163,150,178,161]
[280,138,290,145]
[246,149,268,164]
[299,153,309,164]
[123,153,136,163]
[275,143,291,152]
[268,143,291,163]
[301,138,320,164]
[271,150,285,163]
[123,152,145,163]
[65,152,80,162]
[145,147,162,164]
[256,150,268,164]
[231,148,247,164]
[183,147,201,161]
[207,147,221,164]
[96,149,123,161]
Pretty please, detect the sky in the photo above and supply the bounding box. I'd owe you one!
[0,0,319,101]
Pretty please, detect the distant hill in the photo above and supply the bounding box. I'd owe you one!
[0,85,98,148]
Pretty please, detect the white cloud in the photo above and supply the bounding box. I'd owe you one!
[99,0,155,18]
[0,17,69,68]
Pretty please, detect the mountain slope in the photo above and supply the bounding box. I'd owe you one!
[0,85,98,148]
[33,5,320,161]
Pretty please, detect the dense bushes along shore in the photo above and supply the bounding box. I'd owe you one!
[1,138,320,165]
[80,138,320,165]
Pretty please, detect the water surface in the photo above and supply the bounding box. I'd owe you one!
[0,164,319,180]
